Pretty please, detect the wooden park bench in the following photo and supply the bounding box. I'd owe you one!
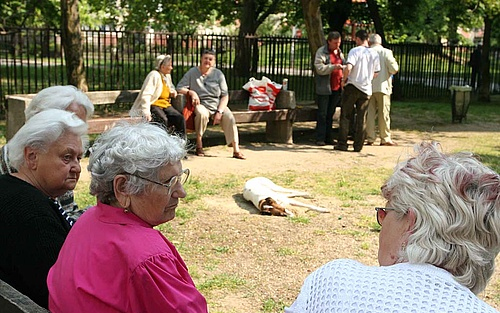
[6,89,318,144]
[0,279,49,313]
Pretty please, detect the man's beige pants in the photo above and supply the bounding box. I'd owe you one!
[194,105,239,146]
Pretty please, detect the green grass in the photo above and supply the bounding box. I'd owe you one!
[262,298,286,312]
[393,100,500,131]
[276,247,296,256]
[197,273,247,292]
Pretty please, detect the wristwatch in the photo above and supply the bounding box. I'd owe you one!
[217,109,224,115]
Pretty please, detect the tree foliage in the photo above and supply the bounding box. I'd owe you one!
[82,0,207,32]
[0,0,59,28]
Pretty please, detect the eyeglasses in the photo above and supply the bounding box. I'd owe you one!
[374,207,398,226]
[126,168,190,195]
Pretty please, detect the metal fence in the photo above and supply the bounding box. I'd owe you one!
[1,27,499,111]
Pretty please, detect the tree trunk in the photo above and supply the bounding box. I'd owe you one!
[366,0,386,45]
[478,15,491,102]
[234,0,259,77]
[60,0,87,91]
[301,0,325,61]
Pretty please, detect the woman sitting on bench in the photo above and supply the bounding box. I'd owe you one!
[130,54,186,138]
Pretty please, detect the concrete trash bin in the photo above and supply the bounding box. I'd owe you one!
[449,85,472,123]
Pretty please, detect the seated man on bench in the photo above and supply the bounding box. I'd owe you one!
[177,49,246,160]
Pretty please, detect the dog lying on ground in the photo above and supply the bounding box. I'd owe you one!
[242,177,330,217]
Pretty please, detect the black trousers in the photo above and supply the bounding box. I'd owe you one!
[151,105,186,137]
[337,84,370,151]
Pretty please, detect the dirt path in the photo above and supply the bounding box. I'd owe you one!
[182,121,491,177]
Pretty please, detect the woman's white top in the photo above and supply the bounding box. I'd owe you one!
[285,259,498,313]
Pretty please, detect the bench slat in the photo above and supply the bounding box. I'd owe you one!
[87,117,138,134]
[0,279,49,313]
[232,109,291,123]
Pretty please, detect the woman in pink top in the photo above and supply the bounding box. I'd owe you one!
[47,122,208,313]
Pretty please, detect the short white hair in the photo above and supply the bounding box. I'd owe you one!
[8,109,89,170]
[155,54,172,70]
[88,122,187,204]
[24,85,94,120]
[381,141,500,294]
[369,34,382,46]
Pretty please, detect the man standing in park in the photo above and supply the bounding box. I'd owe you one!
[313,31,345,146]
[334,30,379,152]
[365,33,399,146]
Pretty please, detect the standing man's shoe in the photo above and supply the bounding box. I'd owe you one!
[333,145,348,151]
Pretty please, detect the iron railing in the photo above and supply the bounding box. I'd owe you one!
[1,27,499,113]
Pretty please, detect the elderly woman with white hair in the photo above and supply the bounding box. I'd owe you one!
[0,109,88,309]
[286,141,500,312]
[48,122,207,313]
[0,85,94,220]
[130,54,186,138]
[24,85,94,121]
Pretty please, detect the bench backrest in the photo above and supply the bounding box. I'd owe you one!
[5,89,296,140]
[0,279,49,313]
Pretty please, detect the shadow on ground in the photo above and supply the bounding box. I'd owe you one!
[186,121,328,151]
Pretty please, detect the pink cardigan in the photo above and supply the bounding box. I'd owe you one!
[47,202,207,313]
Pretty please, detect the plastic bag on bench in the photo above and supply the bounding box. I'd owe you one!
[243,76,282,111]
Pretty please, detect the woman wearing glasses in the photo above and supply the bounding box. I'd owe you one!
[47,122,207,313]
[286,141,500,312]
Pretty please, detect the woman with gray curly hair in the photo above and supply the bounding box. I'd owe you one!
[286,141,500,312]
[0,109,88,309]
[48,122,208,313]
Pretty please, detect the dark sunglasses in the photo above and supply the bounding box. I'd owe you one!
[374,207,398,226]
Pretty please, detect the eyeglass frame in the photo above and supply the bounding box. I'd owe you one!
[123,168,190,195]
[374,207,398,226]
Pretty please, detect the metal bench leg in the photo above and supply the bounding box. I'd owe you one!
[266,120,293,144]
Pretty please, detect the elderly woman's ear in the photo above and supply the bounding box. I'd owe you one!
[24,146,39,170]
[113,175,131,209]
[406,208,416,231]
